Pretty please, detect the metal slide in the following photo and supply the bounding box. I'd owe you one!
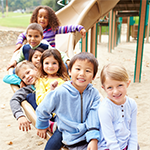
[55,0,119,58]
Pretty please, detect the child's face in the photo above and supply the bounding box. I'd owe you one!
[31,50,42,68]
[26,29,43,48]
[102,77,131,105]
[37,8,49,29]
[69,59,94,93]
[43,56,59,77]
[18,66,37,85]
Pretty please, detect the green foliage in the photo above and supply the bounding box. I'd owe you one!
[2,0,42,11]
[0,12,31,28]
[42,0,62,11]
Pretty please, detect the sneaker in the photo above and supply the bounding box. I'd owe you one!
[49,121,57,133]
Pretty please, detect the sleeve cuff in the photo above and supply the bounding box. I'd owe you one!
[86,129,100,143]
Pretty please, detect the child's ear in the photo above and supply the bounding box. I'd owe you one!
[127,79,131,87]
[101,85,105,89]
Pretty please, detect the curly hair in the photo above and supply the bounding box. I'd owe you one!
[30,6,60,31]
[40,49,69,81]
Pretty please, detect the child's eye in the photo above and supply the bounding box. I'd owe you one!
[107,86,112,90]
[35,35,39,38]
[119,84,123,87]
[76,68,80,71]
[45,62,49,65]
[26,71,30,75]
[86,70,90,73]
[53,62,57,65]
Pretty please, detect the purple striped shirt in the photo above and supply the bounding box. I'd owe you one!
[16,25,84,48]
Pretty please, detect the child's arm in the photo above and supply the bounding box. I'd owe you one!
[35,78,51,105]
[17,116,31,131]
[7,60,17,71]
[87,139,98,150]
[85,91,101,143]
[56,25,86,38]
[98,104,120,149]
[127,100,138,149]
[3,74,21,86]
[10,86,33,122]
[14,32,27,52]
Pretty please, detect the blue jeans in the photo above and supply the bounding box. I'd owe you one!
[45,128,63,150]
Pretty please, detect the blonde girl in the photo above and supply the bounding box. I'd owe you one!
[98,63,138,150]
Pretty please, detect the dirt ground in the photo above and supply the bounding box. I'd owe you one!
[0,34,150,149]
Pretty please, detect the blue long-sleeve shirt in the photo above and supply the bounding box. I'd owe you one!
[98,96,138,150]
[36,81,101,146]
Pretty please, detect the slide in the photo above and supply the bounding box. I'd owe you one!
[55,0,119,57]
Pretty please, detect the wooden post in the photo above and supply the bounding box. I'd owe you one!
[112,10,116,49]
[90,23,97,57]
[108,10,113,52]
[146,4,150,42]
[81,32,88,52]
[134,0,148,82]
[127,17,130,42]
[99,25,102,43]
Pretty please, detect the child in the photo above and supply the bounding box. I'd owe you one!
[10,60,38,131]
[35,48,70,105]
[28,47,45,68]
[15,5,86,51]
[3,47,45,87]
[98,63,138,150]
[35,52,101,150]
[10,60,57,132]
[7,23,51,71]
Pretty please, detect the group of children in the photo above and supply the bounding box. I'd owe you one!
[3,5,138,150]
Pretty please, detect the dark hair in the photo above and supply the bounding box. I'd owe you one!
[40,49,69,81]
[28,47,45,62]
[30,6,60,31]
[26,23,43,36]
[69,52,98,78]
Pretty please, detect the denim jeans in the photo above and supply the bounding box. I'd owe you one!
[45,128,63,150]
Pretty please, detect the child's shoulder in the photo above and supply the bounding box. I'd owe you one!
[126,96,137,108]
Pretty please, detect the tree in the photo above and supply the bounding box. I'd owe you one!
[41,0,62,12]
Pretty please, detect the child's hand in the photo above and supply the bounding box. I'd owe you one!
[18,116,32,131]
[50,80,58,90]
[14,43,22,52]
[20,81,26,88]
[87,139,98,150]
[37,127,49,139]
[66,60,70,67]
[7,60,17,71]
[80,28,86,38]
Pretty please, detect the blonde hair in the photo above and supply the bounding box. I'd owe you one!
[100,63,129,85]
[15,60,36,77]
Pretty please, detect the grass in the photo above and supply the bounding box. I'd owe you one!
[0,12,31,28]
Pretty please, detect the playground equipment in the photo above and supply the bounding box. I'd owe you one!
[55,0,119,58]
[9,0,119,147]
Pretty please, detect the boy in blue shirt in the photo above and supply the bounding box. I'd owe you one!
[36,52,101,150]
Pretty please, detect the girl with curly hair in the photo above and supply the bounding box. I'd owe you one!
[15,5,86,52]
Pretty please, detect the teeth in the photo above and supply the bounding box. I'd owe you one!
[78,78,85,81]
